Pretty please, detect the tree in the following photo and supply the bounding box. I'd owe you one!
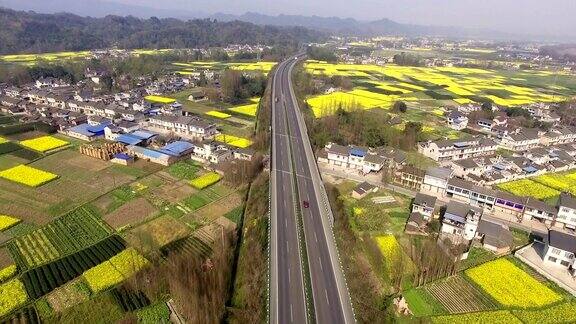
[481,101,493,112]
[221,70,243,104]
[393,52,422,66]
[392,101,407,113]
[402,121,423,150]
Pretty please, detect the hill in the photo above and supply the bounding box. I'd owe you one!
[0,7,324,54]
[210,12,519,40]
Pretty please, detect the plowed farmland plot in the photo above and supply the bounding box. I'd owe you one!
[103,198,158,229]
[426,275,498,314]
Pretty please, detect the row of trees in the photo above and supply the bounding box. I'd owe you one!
[308,107,424,151]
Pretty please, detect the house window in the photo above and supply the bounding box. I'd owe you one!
[566,252,574,259]
[561,260,571,267]
[548,256,558,263]
[552,248,561,255]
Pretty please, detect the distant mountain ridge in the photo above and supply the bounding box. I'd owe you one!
[0,0,201,19]
[210,12,520,40]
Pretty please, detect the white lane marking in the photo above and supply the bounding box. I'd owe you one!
[314,231,318,243]
[285,218,288,229]
[290,304,294,323]
[325,290,330,305]
[288,267,291,284]
[318,256,323,271]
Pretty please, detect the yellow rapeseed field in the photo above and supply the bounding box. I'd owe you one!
[0,165,58,187]
[215,134,253,148]
[205,110,231,119]
[466,258,561,308]
[20,135,69,152]
[0,215,21,231]
[228,103,258,117]
[144,95,176,104]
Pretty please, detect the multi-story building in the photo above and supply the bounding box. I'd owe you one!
[440,201,482,241]
[421,167,453,196]
[445,177,498,211]
[319,143,405,174]
[556,192,576,230]
[523,198,557,225]
[412,193,437,220]
[543,229,576,274]
[148,115,217,140]
[418,137,498,163]
[394,166,425,191]
[500,128,541,151]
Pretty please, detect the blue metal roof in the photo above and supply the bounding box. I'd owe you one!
[116,134,143,146]
[523,166,538,173]
[86,122,110,133]
[349,148,366,157]
[158,141,194,156]
[130,130,157,140]
[113,153,132,160]
[128,145,170,159]
[68,123,99,137]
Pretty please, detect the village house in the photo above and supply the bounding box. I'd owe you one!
[475,219,514,254]
[542,229,576,275]
[393,166,425,191]
[351,181,378,199]
[500,128,541,151]
[412,192,437,220]
[447,111,468,130]
[556,192,576,230]
[421,167,453,197]
[523,198,557,226]
[148,115,217,140]
[418,137,498,163]
[440,201,482,242]
[191,141,233,164]
[318,143,404,174]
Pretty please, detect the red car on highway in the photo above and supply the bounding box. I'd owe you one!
[303,200,310,208]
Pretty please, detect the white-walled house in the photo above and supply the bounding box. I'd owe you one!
[319,142,405,174]
[421,167,453,196]
[412,192,437,220]
[418,137,498,163]
[556,192,576,230]
[447,111,468,130]
[441,201,482,241]
[543,229,576,275]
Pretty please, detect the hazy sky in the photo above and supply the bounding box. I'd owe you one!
[111,0,575,37]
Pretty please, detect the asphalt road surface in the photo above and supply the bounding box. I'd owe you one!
[270,55,355,324]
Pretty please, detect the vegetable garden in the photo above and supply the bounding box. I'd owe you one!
[8,206,112,271]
